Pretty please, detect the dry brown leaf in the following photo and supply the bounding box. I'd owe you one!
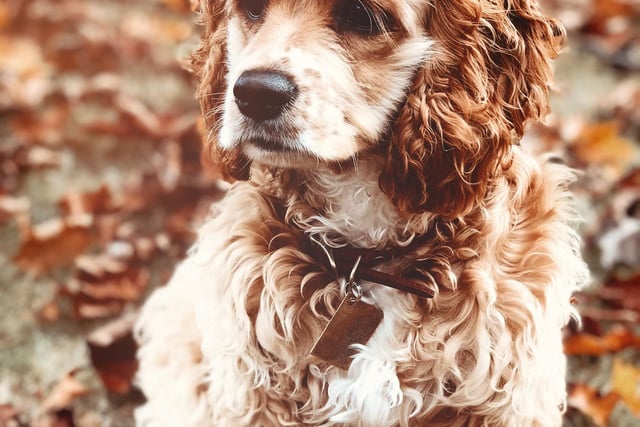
[578,305,640,324]
[0,35,50,108]
[599,275,640,311]
[13,217,94,274]
[32,409,75,427]
[611,358,640,416]
[617,167,640,190]
[584,0,637,35]
[568,383,621,427]
[114,94,163,138]
[59,185,114,217]
[42,370,89,412]
[0,195,30,225]
[10,104,69,147]
[564,326,640,356]
[63,252,149,319]
[87,312,138,394]
[0,404,22,426]
[120,173,164,213]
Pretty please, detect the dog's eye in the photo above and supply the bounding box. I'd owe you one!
[334,0,390,35]
[240,0,267,20]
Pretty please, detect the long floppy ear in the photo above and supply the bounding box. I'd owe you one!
[379,0,564,217]
[190,1,251,181]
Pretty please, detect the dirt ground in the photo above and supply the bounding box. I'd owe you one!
[1,1,639,426]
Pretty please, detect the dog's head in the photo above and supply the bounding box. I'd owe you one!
[193,0,563,217]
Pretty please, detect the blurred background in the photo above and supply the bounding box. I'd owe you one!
[0,0,638,426]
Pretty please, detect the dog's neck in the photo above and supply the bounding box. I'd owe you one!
[261,158,434,250]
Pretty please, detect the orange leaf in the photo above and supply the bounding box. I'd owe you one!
[13,217,93,274]
[564,327,640,356]
[571,121,637,174]
[0,36,50,108]
[0,3,9,29]
[161,0,195,12]
[611,358,640,417]
[568,383,620,427]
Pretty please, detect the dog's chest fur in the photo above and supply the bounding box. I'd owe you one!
[181,157,579,426]
[192,169,432,425]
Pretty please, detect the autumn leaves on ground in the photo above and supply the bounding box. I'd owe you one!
[0,0,639,426]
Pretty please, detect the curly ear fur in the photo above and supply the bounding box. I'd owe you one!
[191,1,251,181]
[379,0,565,217]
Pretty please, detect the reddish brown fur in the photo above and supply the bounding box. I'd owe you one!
[192,0,251,181]
[193,0,564,217]
[379,0,564,217]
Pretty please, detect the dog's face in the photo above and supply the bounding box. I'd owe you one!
[219,0,432,167]
[195,0,564,216]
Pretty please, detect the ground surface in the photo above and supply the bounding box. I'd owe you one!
[1,1,639,426]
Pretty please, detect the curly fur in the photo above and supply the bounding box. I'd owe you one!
[135,1,588,426]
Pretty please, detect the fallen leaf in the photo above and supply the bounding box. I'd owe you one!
[114,94,163,138]
[0,35,51,108]
[568,383,621,427]
[0,195,30,225]
[599,274,640,311]
[160,0,195,13]
[119,173,166,214]
[570,121,637,176]
[13,217,94,274]
[10,104,70,147]
[617,167,640,190]
[575,304,640,324]
[59,185,114,218]
[611,358,640,416]
[564,326,640,356]
[63,251,149,319]
[0,404,22,426]
[87,312,138,394]
[42,370,89,412]
[583,0,637,36]
[32,408,75,427]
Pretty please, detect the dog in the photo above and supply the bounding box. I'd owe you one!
[134,0,589,425]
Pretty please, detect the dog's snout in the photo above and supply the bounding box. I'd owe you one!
[233,70,298,122]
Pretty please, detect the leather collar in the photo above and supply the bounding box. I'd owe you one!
[307,232,436,299]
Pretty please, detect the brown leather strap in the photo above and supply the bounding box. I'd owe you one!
[308,231,437,299]
[334,259,434,298]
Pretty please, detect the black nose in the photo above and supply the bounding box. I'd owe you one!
[233,70,298,122]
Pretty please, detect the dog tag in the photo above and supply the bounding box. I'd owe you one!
[310,292,383,370]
